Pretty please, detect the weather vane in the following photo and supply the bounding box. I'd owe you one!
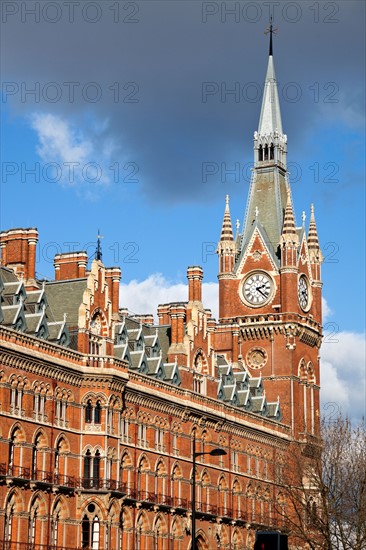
[264,16,278,56]
[96,229,104,261]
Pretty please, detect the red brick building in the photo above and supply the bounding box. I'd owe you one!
[0,34,322,550]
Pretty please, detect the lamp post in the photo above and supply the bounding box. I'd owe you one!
[191,433,227,550]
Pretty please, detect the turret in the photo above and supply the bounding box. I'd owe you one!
[217,195,235,275]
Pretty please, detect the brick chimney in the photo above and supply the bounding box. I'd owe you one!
[169,303,186,345]
[157,304,170,325]
[0,227,38,287]
[187,266,203,302]
[105,267,122,315]
[54,251,88,281]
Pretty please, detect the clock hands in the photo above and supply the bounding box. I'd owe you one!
[255,283,268,299]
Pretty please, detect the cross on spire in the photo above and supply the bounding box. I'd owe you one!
[265,16,278,56]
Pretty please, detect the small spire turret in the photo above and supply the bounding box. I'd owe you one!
[280,192,299,269]
[217,195,236,276]
[220,195,234,242]
[308,205,323,279]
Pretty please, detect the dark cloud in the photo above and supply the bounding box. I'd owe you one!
[2,0,365,203]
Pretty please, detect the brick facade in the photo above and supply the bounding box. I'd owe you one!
[0,40,322,550]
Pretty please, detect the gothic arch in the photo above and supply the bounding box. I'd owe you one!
[54,433,70,453]
[28,492,47,516]
[155,457,167,476]
[137,454,150,471]
[121,506,133,530]
[171,461,182,477]
[195,529,209,550]
[299,358,307,380]
[153,513,168,535]
[89,308,108,337]
[8,422,26,442]
[32,429,48,448]
[3,489,24,546]
[80,498,107,521]
[136,509,150,532]
[232,528,243,549]
[193,349,208,374]
[171,516,183,538]
[51,496,70,519]
[4,487,24,513]
[307,361,316,384]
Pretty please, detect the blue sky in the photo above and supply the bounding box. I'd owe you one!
[1,1,365,420]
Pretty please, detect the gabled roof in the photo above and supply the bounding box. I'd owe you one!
[45,279,87,325]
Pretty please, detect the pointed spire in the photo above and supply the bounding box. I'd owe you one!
[220,195,234,242]
[308,204,320,251]
[281,192,297,241]
[258,55,283,137]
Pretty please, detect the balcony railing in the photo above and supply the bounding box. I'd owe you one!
[0,464,124,493]
[78,477,126,492]
[1,544,79,550]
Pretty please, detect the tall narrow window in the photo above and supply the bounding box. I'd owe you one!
[82,515,90,548]
[84,450,92,488]
[92,516,100,549]
[93,451,101,487]
[5,503,14,542]
[258,144,263,161]
[85,400,93,423]
[94,401,102,424]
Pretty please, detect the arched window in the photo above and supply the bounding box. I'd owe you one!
[258,144,263,161]
[94,401,102,424]
[82,503,101,549]
[93,450,101,486]
[264,144,269,160]
[270,143,274,160]
[85,400,93,423]
[172,463,182,506]
[218,476,228,516]
[84,450,92,487]
[4,495,15,543]
[32,433,44,479]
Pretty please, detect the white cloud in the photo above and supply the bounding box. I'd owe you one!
[322,296,332,322]
[321,331,366,422]
[30,113,117,189]
[120,274,219,320]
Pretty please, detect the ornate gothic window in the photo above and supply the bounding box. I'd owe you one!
[82,504,100,549]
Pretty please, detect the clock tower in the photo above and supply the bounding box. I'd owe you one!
[216,26,323,439]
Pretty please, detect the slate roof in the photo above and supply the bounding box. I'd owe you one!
[45,279,87,325]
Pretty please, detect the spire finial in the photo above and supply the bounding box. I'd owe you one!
[225,194,229,207]
[265,16,277,56]
[96,229,103,261]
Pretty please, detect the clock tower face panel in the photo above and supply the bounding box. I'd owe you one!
[241,271,274,307]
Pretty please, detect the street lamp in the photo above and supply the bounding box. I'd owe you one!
[191,433,227,550]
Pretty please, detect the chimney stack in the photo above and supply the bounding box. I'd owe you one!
[54,251,88,281]
[0,227,38,287]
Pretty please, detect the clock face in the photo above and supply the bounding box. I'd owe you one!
[298,275,310,310]
[242,272,274,306]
